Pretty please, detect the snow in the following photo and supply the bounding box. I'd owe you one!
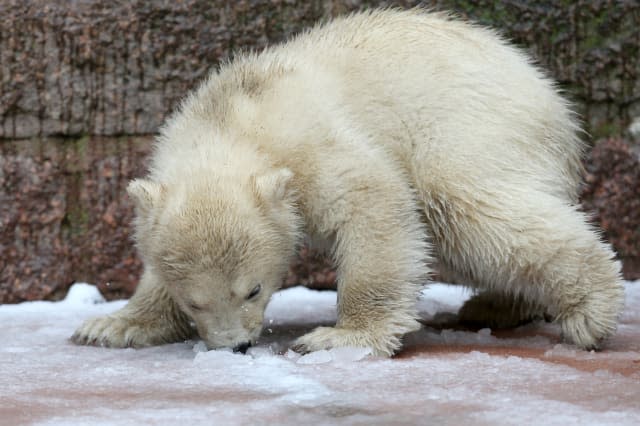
[1,282,639,425]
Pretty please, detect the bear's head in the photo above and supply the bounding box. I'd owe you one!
[127,168,301,352]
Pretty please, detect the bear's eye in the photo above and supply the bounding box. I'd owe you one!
[189,302,203,311]
[246,284,262,300]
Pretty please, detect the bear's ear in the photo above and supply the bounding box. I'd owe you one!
[127,179,164,214]
[252,168,294,204]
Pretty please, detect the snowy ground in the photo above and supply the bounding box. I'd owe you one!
[2,282,639,426]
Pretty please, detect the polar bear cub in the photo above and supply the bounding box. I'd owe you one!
[72,9,624,356]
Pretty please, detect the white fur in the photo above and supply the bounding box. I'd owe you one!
[72,9,624,356]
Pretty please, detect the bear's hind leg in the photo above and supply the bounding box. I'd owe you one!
[457,291,548,329]
[71,269,194,347]
[436,263,548,328]
[429,190,624,350]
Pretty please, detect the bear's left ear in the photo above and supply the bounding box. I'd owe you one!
[252,168,294,204]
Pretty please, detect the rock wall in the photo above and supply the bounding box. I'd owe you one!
[1,137,148,302]
[582,137,640,279]
[1,0,639,302]
[2,0,639,138]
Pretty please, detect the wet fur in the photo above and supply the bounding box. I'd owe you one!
[72,9,624,356]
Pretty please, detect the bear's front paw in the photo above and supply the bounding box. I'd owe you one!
[71,315,159,348]
[293,326,401,357]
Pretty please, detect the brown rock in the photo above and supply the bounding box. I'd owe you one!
[1,1,639,138]
[0,137,149,302]
[581,137,640,280]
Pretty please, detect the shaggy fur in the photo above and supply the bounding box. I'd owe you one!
[72,9,624,356]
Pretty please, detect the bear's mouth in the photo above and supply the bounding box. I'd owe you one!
[232,341,252,353]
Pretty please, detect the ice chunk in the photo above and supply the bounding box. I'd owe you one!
[62,283,106,306]
[441,328,498,345]
[247,346,273,358]
[544,344,577,358]
[284,349,301,361]
[328,346,372,362]
[468,350,493,361]
[192,341,208,353]
[193,347,241,365]
[297,349,332,365]
[295,347,372,364]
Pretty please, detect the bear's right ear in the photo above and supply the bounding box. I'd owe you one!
[127,179,164,215]
[252,168,294,205]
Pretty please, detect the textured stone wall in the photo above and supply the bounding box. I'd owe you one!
[2,0,639,138]
[582,137,640,279]
[437,0,640,138]
[1,0,639,302]
[0,137,148,302]
[1,0,326,138]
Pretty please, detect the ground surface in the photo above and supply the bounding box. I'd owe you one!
[1,282,639,425]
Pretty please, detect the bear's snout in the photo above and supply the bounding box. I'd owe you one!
[232,341,252,354]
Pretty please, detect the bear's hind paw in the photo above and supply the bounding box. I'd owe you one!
[293,326,402,357]
[560,310,617,351]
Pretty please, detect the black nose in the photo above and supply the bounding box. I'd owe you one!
[232,341,251,354]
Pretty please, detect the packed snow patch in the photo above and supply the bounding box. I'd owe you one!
[62,282,106,306]
[1,282,639,425]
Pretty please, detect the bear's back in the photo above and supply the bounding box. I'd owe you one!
[157,9,584,200]
[270,9,584,196]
